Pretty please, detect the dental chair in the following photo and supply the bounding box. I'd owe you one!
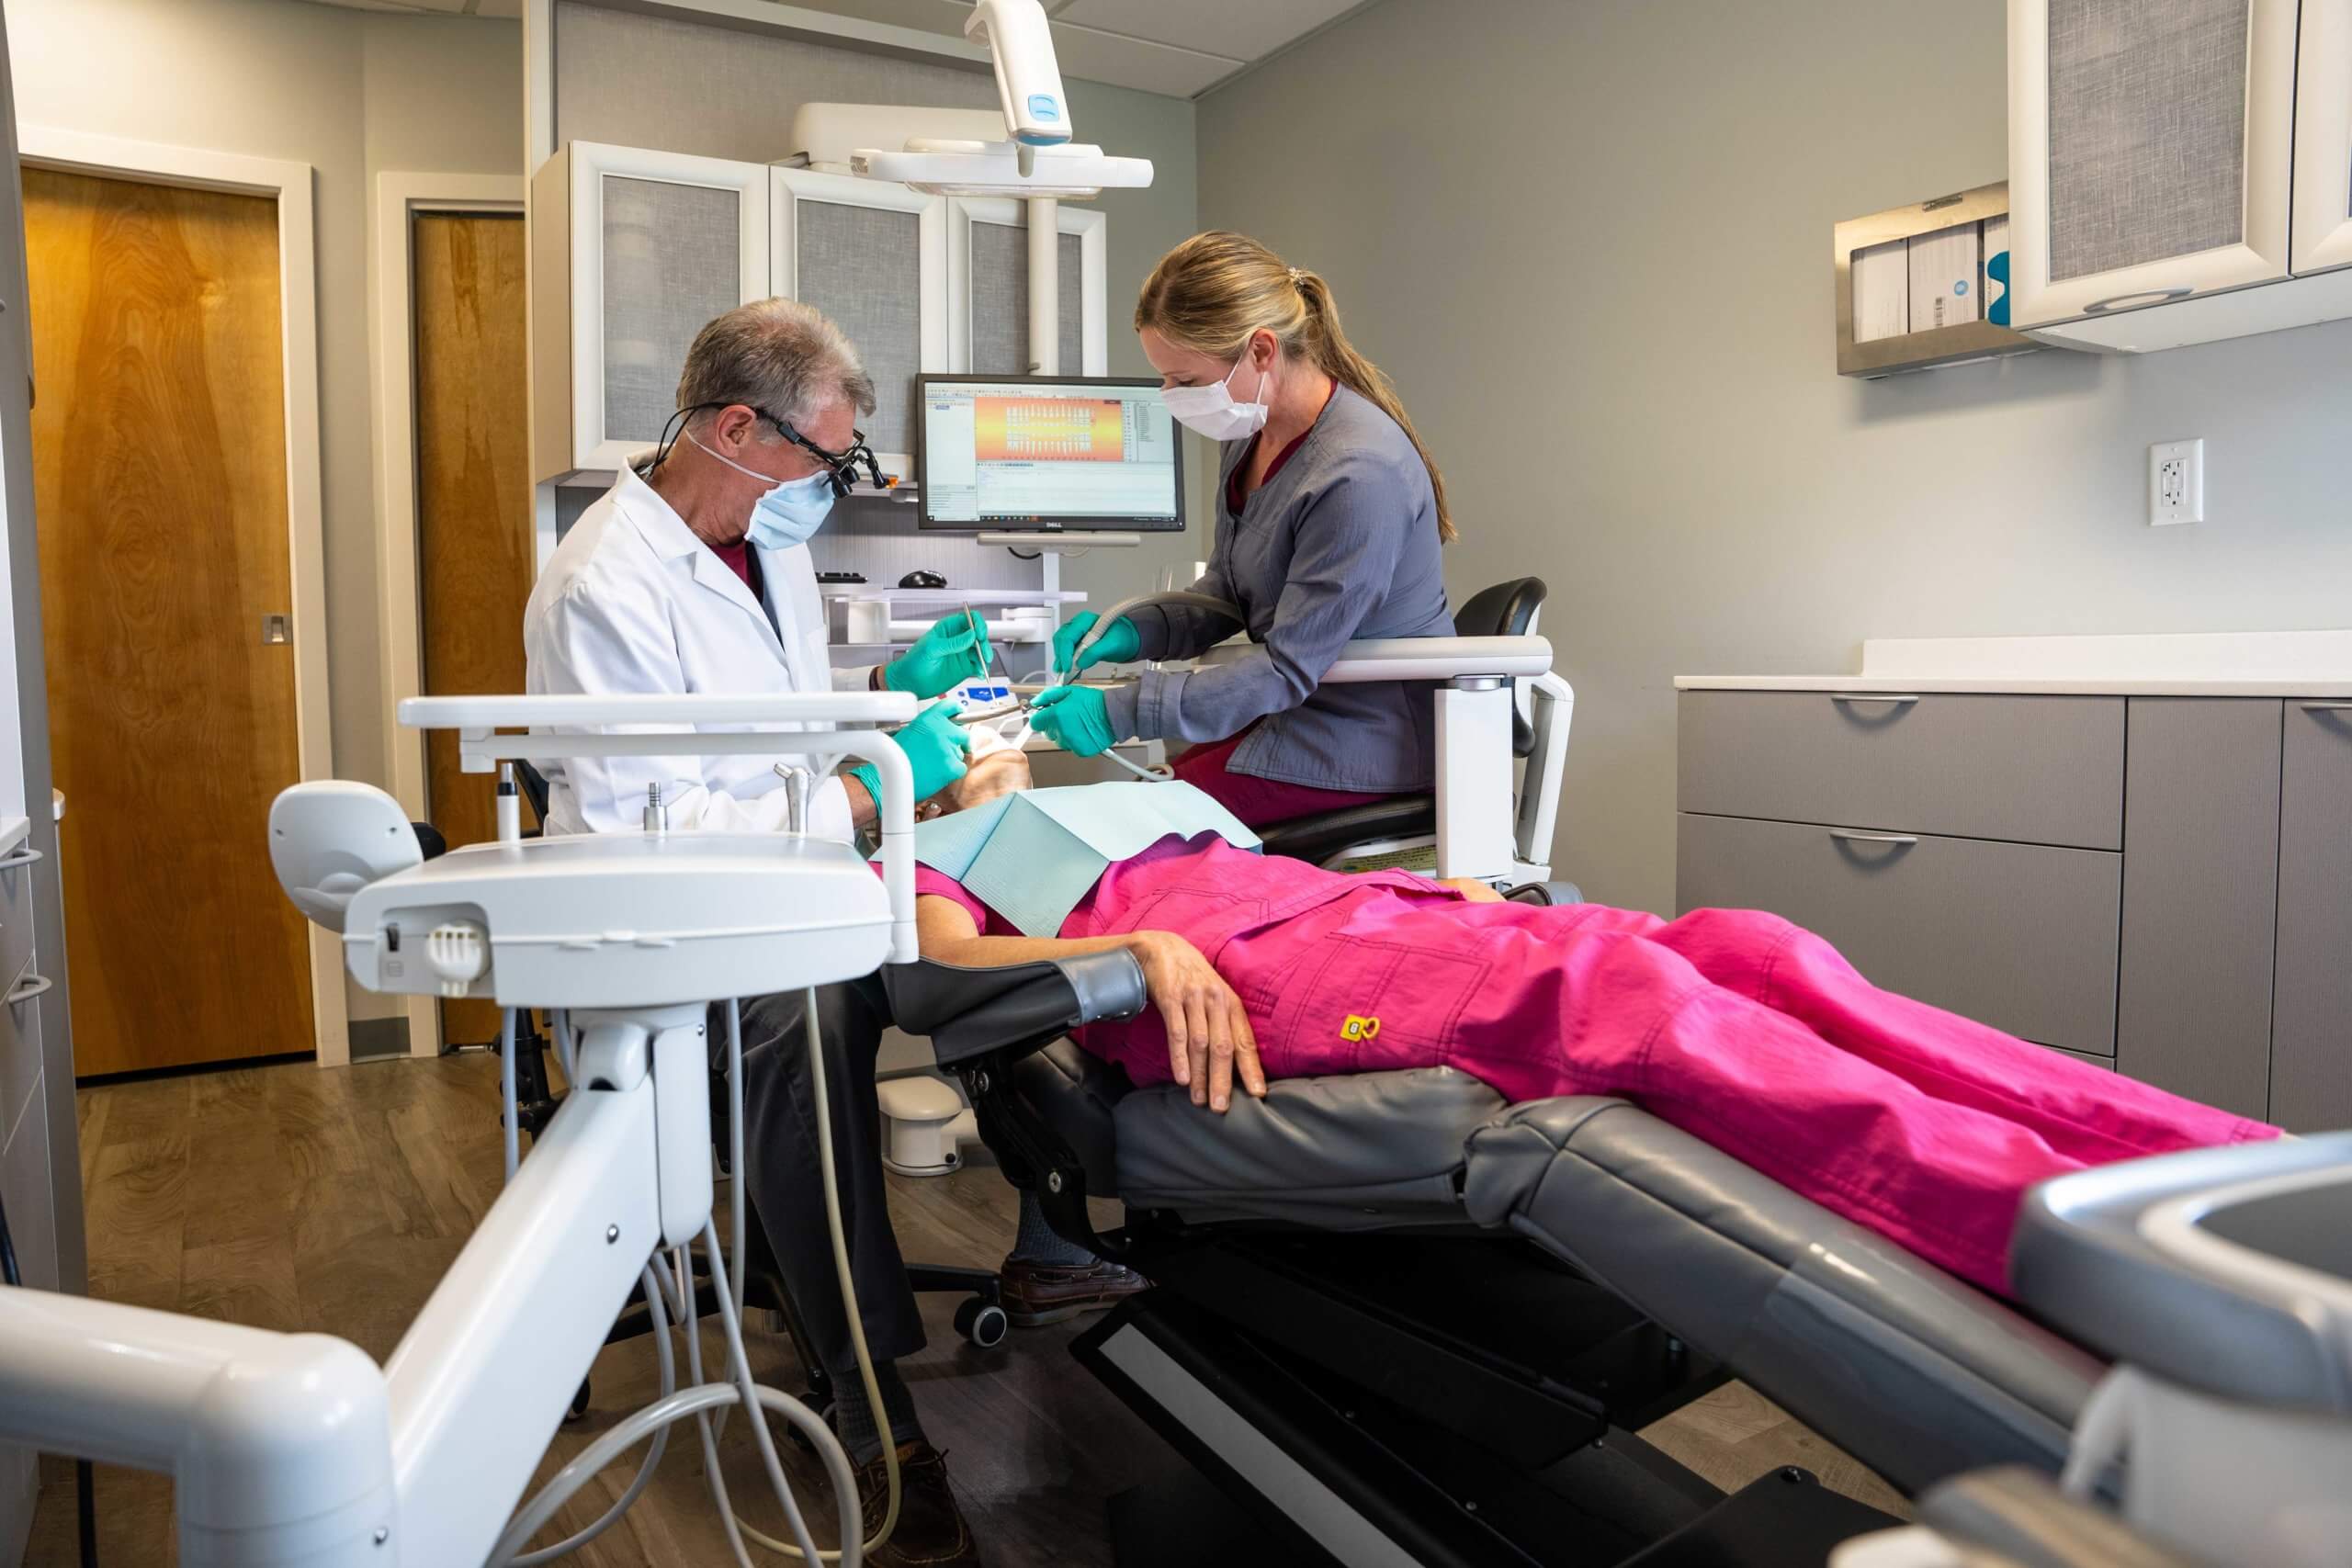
[880,898,2132,1568]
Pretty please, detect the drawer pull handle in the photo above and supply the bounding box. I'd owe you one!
[6,974,52,1006]
[1828,693,1921,705]
[0,845,42,870]
[1828,829,1919,846]
[2299,701,2352,711]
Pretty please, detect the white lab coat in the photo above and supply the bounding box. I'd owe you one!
[523,466,875,840]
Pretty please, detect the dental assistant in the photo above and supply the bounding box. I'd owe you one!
[1032,231,1458,825]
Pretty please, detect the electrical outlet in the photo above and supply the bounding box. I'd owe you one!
[2149,438,2204,526]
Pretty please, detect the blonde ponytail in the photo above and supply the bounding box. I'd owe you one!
[1136,231,1457,544]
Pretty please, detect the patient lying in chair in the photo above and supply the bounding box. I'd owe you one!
[906,757,2278,1295]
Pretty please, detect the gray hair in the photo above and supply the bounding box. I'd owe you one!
[674,298,876,433]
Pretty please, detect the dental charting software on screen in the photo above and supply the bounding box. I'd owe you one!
[921,378,1182,529]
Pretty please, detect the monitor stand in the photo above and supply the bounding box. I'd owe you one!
[978,530,1142,604]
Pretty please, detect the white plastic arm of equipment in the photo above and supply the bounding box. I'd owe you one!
[397,693,925,964]
[0,1292,395,1563]
[967,0,1069,147]
[1312,634,1555,684]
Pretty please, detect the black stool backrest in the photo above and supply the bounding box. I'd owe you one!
[1455,576,1547,638]
[515,760,552,828]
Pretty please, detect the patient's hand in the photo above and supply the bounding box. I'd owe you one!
[1128,931,1267,1113]
[925,747,1031,817]
[1440,877,1507,904]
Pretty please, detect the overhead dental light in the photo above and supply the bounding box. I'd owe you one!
[848,0,1153,199]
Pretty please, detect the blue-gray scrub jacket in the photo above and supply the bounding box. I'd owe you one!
[1102,384,1455,793]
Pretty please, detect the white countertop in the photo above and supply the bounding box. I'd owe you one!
[1678,630,2352,699]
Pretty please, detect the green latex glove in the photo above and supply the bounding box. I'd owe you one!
[1027,683,1118,759]
[848,699,971,812]
[882,610,994,697]
[1050,612,1141,679]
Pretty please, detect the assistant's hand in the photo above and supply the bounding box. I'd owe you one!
[1026,683,1119,758]
[882,610,993,697]
[1049,612,1141,679]
[1128,931,1267,1112]
[849,699,970,814]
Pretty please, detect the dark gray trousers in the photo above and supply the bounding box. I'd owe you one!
[723,980,927,1371]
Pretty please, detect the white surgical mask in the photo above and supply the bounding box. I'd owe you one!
[685,428,837,549]
[1159,355,1269,443]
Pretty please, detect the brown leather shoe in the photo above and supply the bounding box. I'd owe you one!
[998,1256,1149,1327]
[857,1441,982,1568]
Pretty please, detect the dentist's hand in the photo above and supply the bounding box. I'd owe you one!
[1127,931,1266,1112]
[1026,683,1119,758]
[1050,612,1141,679]
[882,610,993,697]
[848,699,971,814]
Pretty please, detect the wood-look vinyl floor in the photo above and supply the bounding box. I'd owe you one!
[28,1055,1903,1564]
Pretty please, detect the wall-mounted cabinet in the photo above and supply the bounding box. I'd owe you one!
[770,167,945,482]
[531,141,768,482]
[2007,0,2352,353]
[946,197,1107,376]
[532,145,1109,484]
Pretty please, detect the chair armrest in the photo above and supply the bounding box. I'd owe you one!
[881,951,1146,1070]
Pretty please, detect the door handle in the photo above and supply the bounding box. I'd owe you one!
[2299,701,2352,711]
[1829,693,1921,705]
[0,844,43,870]
[2083,287,2194,313]
[1828,829,1919,846]
[6,974,52,1006]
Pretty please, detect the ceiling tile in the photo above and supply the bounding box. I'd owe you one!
[1046,21,1244,97]
[1055,0,1362,64]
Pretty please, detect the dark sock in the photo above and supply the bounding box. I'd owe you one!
[1009,1188,1097,1268]
[831,1357,923,1466]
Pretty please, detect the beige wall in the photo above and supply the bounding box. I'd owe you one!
[1199,0,2352,915]
[550,0,1210,600]
[7,0,525,792]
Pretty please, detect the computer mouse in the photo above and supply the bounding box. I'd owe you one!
[899,570,947,589]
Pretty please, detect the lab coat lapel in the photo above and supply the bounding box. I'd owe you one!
[755,542,826,691]
[610,469,786,659]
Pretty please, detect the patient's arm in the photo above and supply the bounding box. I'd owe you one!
[916,894,1268,1112]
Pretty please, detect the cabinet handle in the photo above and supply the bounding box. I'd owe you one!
[1829,693,1920,705]
[6,974,52,1006]
[2084,287,2194,313]
[2298,701,2352,711]
[0,845,43,870]
[1828,829,1918,846]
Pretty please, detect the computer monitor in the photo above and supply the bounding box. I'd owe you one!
[917,375,1184,532]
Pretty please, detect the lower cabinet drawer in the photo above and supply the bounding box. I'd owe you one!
[1676,813,2121,1056]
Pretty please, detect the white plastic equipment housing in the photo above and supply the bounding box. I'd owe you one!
[398,692,923,965]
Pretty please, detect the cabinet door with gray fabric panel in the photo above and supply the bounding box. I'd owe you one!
[1676,813,2122,1055]
[1677,692,2124,849]
[2270,701,2352,1132]
[2114,699,2281,1120]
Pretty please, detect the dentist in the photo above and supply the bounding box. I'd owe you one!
[526,299,1022,1568]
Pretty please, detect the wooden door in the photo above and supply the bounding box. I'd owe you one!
[24,168,313,1076]
[414,211,531,1046]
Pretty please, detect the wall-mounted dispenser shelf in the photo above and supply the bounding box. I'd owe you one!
[1836,182,2037,378]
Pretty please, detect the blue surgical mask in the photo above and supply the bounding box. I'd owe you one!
[685,428,837,549]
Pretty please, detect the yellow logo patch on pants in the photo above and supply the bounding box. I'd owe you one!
[1340,1015,1381,1043]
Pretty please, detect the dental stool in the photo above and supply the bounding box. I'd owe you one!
[883,909,2115,1568]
